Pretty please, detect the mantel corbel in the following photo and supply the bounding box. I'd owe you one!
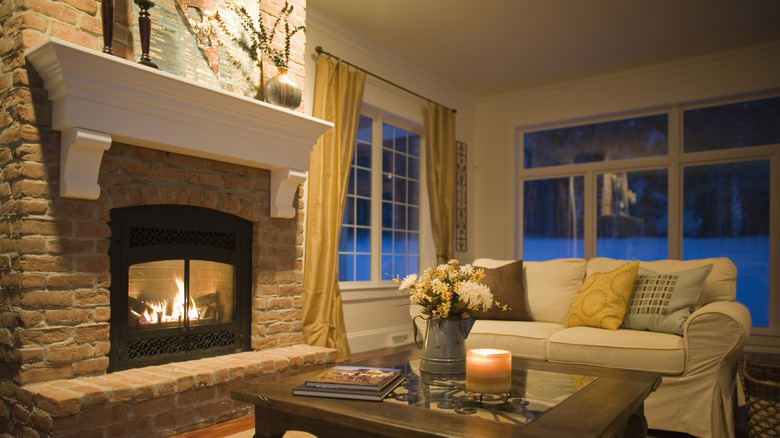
[270,168,308,219]
[60,127,112,199]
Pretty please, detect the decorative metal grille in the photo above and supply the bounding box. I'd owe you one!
[127,329,238,359]
[109,205,251,371]
[129,226,237,251]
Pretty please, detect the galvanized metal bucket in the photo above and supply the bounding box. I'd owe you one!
[418,318,475,375]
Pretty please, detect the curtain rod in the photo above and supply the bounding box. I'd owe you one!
[314,46,457,114]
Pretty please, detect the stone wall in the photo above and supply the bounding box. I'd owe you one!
[0,0,312,435]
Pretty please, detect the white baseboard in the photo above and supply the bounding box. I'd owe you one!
[347,324,416,354]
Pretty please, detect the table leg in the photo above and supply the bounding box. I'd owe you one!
[254,406,287,438]
[622,403,649,438]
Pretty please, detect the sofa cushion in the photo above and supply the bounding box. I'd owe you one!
[524,258,588,324]
[586,257,736,305]
[622,264,713,335]
[466,320,564,360]
[473,260,531,321]
[566,261,639,330]
[548,326,686,374]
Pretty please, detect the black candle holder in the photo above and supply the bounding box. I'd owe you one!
[134,0,158,68]
[101,0,114,54]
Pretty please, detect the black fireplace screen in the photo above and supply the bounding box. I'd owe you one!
[109,205,251,371]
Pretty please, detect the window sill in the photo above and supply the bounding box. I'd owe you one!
[339,283,408,302]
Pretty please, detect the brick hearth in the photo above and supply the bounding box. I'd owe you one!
[18,345,336,437]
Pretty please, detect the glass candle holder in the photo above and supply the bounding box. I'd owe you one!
[466,348,512,394]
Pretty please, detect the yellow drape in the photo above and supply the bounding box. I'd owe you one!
[425,102,457,264]
[302,55,366,361]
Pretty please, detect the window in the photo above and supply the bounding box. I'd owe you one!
[518,95,780,334]
[339,113,422,283]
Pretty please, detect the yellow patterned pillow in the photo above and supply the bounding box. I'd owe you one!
[566,261,640,330]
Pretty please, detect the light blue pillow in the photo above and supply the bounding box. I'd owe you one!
[621,264,713,335]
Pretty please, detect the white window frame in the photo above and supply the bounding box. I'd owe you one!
[515,93,780,350]
[339,100,433,300]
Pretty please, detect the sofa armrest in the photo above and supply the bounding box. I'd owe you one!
[683,300,751,372]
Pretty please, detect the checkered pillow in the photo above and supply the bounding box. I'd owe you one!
[622,264,713,335]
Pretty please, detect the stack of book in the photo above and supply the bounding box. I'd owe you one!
[292,366,405,401]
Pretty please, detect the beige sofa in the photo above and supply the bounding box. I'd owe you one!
[411,257,751,438]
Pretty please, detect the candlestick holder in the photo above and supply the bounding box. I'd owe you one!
[101,0,114,54]
[134,0,158,68]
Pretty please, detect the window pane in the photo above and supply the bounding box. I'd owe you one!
[524,114,668,169]
[382,202,392,228]
[395,153,407,177]
[597,169,668,260]
[382,230,392,253]
[409,134,420,156]
[523,176,584,260]
[684,97,780,152]
[356,143,371,168]
[408,181,419,205]
[355,255,370,281]
[683,160,770,327]
[343,197,354,225]
[356,228,370,252]
[394,178,406,203]
[395,130,408,153]
[356,169,371,197]
[356,198,370,226]
[408,156,420,180]
[338,254,353,282]
[357,115,372,143]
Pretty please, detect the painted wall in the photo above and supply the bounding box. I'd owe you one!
[303,11,477,353]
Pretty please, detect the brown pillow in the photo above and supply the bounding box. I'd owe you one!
[473,260,531,321]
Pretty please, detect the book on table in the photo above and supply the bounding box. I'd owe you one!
[292,366,405,401]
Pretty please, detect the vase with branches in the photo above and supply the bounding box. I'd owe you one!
[216,0,305,108]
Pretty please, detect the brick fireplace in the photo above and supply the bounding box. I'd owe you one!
[0,0,338,435]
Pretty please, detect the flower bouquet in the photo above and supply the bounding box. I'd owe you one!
[396,260,497,374]
[396,259,496,319]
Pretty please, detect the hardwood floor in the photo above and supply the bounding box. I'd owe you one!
[171,345,416,438]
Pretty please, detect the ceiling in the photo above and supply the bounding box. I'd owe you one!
[307,0,780,98]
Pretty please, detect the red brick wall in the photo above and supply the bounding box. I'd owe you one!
[0,0,310,434]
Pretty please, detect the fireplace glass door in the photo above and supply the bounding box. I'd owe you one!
[109,205,251,371]
[128,260,234,328]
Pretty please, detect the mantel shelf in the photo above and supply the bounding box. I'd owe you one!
[25,38,332,218]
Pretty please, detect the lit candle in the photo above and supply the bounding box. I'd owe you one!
[466,348,512,394]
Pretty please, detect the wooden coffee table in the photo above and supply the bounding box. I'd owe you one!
[232,348,661,438]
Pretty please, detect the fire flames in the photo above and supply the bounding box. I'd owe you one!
[135,277,201,324]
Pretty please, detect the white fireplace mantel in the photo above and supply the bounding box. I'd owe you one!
[25,38,332,219]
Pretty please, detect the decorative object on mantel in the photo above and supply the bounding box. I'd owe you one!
[177,0,220,76]
[397,260,500,374]
[217,0,304,109]
[135,0,159,68]
[101,0,114,54]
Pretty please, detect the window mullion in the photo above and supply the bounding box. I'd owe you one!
[371,115,383,284]
[583,171,596,259]
[668,106,683,259]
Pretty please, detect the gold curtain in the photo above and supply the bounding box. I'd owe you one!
[302,55,366,361]
[425,102,457,264]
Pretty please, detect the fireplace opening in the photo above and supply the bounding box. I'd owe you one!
[108,205,251,371]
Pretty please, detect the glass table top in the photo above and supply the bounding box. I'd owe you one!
[384,359,598,425]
